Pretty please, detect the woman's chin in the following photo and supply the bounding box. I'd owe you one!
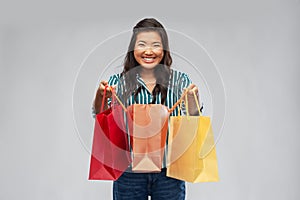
[139,63,158,70]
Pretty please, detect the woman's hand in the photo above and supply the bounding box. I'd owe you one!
[186,84,201,116]
[96,81,113,98]
[186,84,198,97]
[94,81,116,114]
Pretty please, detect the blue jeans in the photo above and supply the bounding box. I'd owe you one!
[113,168,185,200]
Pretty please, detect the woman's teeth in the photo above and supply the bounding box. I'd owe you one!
[143,57,154,61]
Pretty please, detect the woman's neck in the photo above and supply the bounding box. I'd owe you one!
[139,69,156,81]
[139,70,156,93]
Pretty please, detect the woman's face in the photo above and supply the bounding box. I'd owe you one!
[134,31,164,71]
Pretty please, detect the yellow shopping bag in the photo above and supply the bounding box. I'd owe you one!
[167,90,219,182]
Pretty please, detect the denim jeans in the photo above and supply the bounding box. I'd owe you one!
[113,168,185,200]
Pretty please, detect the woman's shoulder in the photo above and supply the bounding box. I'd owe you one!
[170,68,191,81]
[108,73,122,85]
[108,73,121,79]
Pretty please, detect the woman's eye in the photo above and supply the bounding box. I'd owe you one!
[137,43,145,47]
[153,43,162,48]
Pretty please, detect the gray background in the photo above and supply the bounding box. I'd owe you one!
[1,0,300,200]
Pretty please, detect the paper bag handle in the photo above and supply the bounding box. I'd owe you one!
[100,85,108,113]
[110,86,127,112]
[177,89,202,117]
[192,90,202,116]
[106,86,193,114]
[168,89,189,113]
[100,85,127,112]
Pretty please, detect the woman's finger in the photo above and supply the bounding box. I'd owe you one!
[100,80,108,86]
[187,84,198,95]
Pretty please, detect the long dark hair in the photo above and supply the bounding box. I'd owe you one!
[121,18,172,104]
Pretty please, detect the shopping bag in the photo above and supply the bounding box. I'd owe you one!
[89,86,131,180]
[126,104,169,172]
[167,90,219,182]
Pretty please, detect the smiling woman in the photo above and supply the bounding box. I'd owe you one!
[119,19,175,106]
[92,18,202,200]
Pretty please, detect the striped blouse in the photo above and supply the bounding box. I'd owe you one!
[92,69,202,169]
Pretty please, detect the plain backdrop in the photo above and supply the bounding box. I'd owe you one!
[1,0,300,200]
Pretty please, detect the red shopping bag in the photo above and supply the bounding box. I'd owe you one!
[89,86,131,180]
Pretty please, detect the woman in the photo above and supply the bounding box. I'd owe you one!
[93,18,201,200]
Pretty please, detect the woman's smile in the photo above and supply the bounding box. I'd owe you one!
[142,56,157,63]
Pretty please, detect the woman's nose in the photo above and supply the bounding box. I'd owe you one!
[144,47,153,54]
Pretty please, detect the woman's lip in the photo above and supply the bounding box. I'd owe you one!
[142,57,156,63]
